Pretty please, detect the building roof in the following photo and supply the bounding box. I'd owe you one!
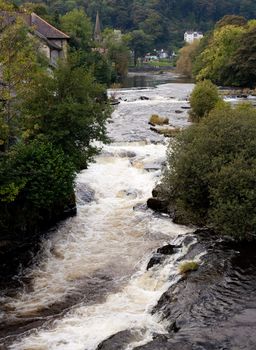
[34,30,62,50]
[27,13,69,39]
[0,11,69,40]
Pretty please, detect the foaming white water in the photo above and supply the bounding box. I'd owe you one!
[2,143,191,320]
[10,235,194,350]
[5,80,194,349]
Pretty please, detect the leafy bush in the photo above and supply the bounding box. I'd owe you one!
[0,140,75,236]
[164,103,256,240]
[189,80,220,122]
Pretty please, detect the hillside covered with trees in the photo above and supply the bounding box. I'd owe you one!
[177,15,256,87]
[13,0,256,50]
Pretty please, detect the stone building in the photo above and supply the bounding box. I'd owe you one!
[0,11,69,67]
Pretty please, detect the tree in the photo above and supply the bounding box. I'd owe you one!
[60,8,93,51]
[127,29,153,65]
[102,29,130,78]
[196,25,245,84]
[15,0,256,50]
[195,25,245,84]
[215,15,247,28]
[189,80,220,122]
[0,0,14,11]
[22,56,110,169]
[163,103,256,240]
[0,17,45,152]
[176,40,200,78]
[225,27,256,87]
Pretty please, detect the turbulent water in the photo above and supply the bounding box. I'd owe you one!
[0,75,195,349]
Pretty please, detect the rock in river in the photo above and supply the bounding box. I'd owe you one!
[76,183,95,203]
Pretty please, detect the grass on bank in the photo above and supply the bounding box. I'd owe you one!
[179,261,199,274]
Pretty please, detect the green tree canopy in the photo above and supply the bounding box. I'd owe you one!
[196,24,245,84]
[189,80,220,122]
[225,27,256,87]
[60,8,93,50]
[0,17,45,152]
[102,29,130,78]
[215,15,247,28]
[127,29,153,65]
[22,56,110,169]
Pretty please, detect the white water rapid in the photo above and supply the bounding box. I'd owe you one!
[2,78,194,350]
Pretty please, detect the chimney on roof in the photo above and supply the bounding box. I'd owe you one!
[94,11,101,42]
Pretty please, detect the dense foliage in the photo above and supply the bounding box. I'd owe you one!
[0,141,75,237]
[178,15,256,87]
[176,40,199,78]
[163,103,256,240]
[13,0,256,51]
[0,8,110,239]
[22,57,110,169]
[189,80,220,122]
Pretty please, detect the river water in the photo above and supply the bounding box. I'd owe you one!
[1,74,256,350]
[0,73,195,349]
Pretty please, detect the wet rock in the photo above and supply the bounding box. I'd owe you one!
[134,338,194,350]
[168,320,180,333]
[110,100,120,105]
[147,253,163,270]
[130,159,144,169]
[181,106,190,109]
[96,330,136,350]
[152,184,165,198]
[147,197,168,213]
[76,183,95,203]
[181,235,195,247]
[133,203,147,212]
[175,110,183,114]
[157,244,177,255]
[145,230,256,350]
[100,150,115,157]
[139,96,149,100]
[144,162,163,172]
[118,150,136,158]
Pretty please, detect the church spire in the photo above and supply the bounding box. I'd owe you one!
[94,11,101,42]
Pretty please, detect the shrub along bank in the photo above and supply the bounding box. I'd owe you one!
[160,102,256,241]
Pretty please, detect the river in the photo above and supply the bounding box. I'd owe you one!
[1,73,256,350]
[0,73,194,349]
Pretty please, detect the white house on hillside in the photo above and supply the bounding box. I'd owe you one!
[184,31,203,44]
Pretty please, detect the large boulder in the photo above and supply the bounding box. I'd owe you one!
[147,197,168,213]
[147,253,163,270]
